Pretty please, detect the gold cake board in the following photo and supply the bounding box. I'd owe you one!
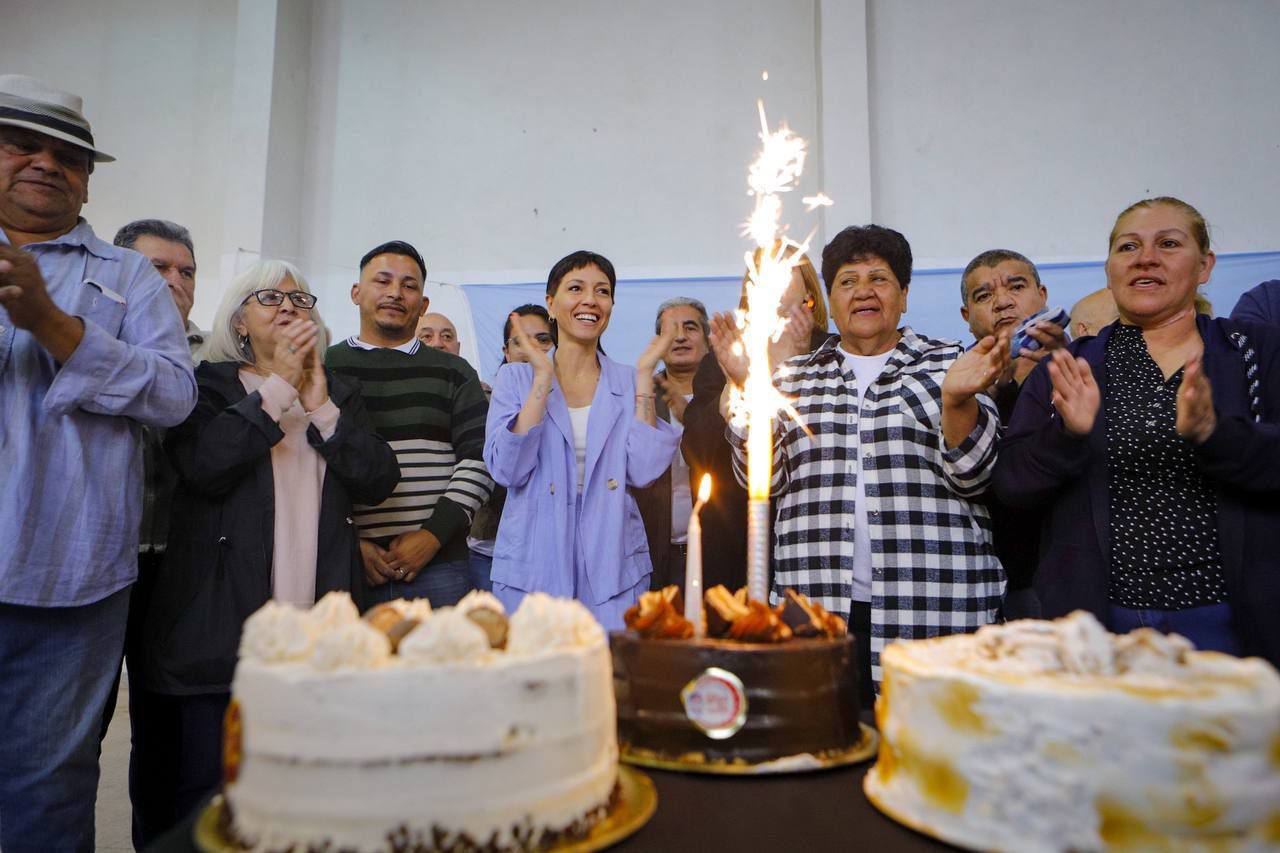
[621,722,878,775]
[194,765,657,853]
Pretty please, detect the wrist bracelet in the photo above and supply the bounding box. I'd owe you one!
[635,393,656,399]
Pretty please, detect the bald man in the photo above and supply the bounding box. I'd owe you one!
[417,311,460,354]
[1069,288,1119,339]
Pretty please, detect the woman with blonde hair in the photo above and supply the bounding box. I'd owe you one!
[996,197,1280,665]
[126,260,398,844]
[680,248,829,593]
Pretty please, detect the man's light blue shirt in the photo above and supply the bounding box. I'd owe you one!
[0,220,198,606]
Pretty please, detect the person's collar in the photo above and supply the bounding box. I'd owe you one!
[346,334,420,354]
[0,218,116,259]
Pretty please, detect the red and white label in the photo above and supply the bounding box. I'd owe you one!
[680,667,748,740]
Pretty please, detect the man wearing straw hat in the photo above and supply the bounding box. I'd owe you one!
[0,74,197,851]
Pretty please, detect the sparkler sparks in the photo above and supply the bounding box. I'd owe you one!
[732,100,832,601]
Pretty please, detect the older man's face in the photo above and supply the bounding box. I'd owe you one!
[961,259,1047,341]
[417,312,460,354]
[0,126,90,236]
[660,305,710,371]
[132,235,196,324]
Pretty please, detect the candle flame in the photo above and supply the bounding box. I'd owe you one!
[730,100,828,501]
[697,474,712,503]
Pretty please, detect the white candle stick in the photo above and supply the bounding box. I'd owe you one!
[685,474,712,636]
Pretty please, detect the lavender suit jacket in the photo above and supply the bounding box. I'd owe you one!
[484,355,680,605]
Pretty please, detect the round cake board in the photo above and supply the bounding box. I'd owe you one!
[620,722,878,775]
[194,765,657,853]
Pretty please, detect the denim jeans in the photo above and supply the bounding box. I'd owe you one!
[1108,602,1241,655]
[363,557,473,608]
[467,549,494,592]
[0,585,130,853]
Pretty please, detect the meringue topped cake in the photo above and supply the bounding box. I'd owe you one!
[865,611,1280,852]
[224,591,618,852]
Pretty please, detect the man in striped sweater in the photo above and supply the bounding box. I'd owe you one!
[326,240,493,608]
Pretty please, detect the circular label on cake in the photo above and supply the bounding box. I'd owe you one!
[680,667,747,740]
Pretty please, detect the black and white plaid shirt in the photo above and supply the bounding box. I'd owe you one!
[728,329,1005,686]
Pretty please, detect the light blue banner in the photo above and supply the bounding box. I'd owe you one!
[462,252,1280,383]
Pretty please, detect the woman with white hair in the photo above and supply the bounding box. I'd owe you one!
[126,260,399,845]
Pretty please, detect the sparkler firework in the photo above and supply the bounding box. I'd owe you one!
[731,100,830,603]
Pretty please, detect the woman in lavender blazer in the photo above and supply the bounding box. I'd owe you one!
[484,251,680,629]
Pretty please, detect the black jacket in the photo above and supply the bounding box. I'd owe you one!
[994,316,1280,666]
[130,361,400,695]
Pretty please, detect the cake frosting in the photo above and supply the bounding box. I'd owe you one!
[865,611,1280,852]
[225,592,618,852]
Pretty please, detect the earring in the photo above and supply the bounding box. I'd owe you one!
[237,334,250,352]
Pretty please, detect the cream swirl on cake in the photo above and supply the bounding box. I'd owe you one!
[239,601,317,664]
[398,608,491,665]
[309,619,392,671]
[865,611,1280,852]
[507,592,605,655]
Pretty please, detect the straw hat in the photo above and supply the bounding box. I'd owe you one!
[0,74,114,163]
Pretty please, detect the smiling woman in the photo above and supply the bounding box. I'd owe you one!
[995,196,1280,670]
[483,250,682,629]
[710,225,1009,693]
[128,257,399,844]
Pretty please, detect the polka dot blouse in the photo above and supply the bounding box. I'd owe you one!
[1104,324,1228,609]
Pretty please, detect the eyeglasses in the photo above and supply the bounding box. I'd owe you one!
[244,289,317,309]
[508,332,554,347]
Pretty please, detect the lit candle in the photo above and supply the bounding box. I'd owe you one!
[685,474,712,636]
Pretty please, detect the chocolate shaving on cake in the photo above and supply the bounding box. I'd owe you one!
[704,585,751,638]
[778,588,848,639]
[728,600,792,643]
[624,587,694,639]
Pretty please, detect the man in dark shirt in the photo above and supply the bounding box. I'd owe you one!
[959,249,1066,619]
[326,240,493,608]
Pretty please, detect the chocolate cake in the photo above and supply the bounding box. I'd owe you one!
[612,586,864,767]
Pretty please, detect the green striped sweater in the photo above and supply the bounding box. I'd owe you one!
[325,339,493,563]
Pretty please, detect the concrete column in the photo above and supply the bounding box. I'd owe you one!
[218,0,313,285]
[815,0,873,246]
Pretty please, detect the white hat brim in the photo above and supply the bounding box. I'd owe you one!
[0,116,115,163]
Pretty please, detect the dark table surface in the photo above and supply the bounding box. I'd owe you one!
[153,758,955,853]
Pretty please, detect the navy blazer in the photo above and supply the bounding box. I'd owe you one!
[993,315,1280,667]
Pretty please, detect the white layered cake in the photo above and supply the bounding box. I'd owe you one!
[865,611,1280,852]
[224,591,618,852]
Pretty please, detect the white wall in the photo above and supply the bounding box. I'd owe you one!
[866,0,1280,264]
[4,0,1279,355]
[1,0,237,327]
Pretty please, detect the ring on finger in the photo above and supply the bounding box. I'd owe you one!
[288,344,298,353]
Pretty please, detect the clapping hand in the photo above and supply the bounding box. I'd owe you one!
[1176,355,1216,444]
[0,245,55,330]
[768,303,815,369]
[654,374,689,423]
[506,312,554,377]
[637,316,679,376]
[1047,349,1100,436]
[943,335,1010,406]
[708,312,749,386]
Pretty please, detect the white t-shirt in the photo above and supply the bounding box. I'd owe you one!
[837,345,895,602]
[668,394,694,544]
[569,405,591,492]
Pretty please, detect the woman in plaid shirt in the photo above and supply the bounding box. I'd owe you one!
[712,225,1008,692]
